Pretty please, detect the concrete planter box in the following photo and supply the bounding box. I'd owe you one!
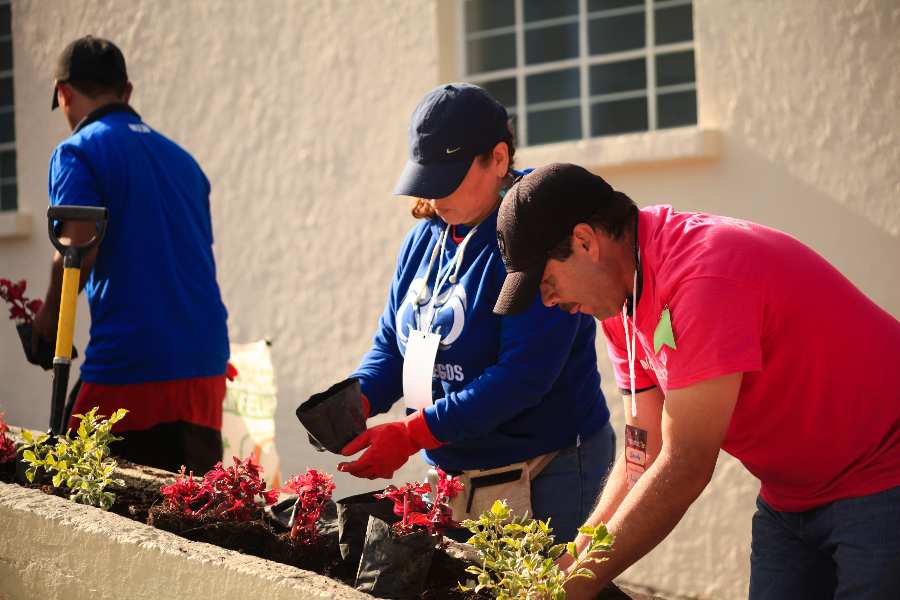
[0,461,368,600]
[0,430,663,600]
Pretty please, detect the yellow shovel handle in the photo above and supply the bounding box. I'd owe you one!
[54,266,80,360]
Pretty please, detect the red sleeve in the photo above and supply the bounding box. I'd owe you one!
[601,315,656,392]
[665,276,763,389]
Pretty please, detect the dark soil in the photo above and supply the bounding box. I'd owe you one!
[148,504,332,574]
[0,460,15,484]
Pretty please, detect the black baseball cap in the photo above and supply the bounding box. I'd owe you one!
[393,83,509,200]
[51,36,128,110]
[493,163,615,315]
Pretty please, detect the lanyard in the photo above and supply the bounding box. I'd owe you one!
[622,211,641,418]
[415,223,478,333]
[622,266,638,418]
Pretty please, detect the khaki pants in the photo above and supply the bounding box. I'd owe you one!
[429,451,558,523]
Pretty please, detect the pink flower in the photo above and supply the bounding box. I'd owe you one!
[283,469,335,545]
[376,470,464,537]
[0,277,42,324]
[0,414,16,464]
[159,455,278,522]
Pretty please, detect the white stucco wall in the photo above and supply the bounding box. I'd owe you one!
[1,1,898,599]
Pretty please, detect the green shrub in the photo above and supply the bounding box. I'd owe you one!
[19,407,128,510]
[460,499,614,600]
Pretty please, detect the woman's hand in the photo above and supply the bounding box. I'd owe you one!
[338,410,442,479]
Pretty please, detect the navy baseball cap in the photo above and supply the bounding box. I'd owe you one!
[51,36,128,110]
[393,83,510,200]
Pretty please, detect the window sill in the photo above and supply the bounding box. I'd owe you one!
[0,210,33,239]
[514,127,721,173]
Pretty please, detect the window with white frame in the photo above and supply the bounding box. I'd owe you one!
[0,0,15,211]
[462,0,696,146]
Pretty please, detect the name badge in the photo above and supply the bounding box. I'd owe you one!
[625,424,648,489]
[403,329,441,410]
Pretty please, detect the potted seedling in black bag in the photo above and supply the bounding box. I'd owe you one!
[295,377,367,454]
[336,489,399,567]
[0,277,79,370]
[354,469,463,598]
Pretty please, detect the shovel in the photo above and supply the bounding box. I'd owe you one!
[46,205,108,435]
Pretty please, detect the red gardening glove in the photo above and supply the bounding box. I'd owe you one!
[225,362,239,381]
[338,410,441,479]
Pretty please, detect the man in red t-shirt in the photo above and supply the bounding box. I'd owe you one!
[493,163,900,600]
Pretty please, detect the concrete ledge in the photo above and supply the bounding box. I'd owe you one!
[0,482,369,600]
[516,127,721,172]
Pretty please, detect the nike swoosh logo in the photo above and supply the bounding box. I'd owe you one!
[446,147,461,154]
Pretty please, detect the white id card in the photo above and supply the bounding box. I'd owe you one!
[403,329,441,410]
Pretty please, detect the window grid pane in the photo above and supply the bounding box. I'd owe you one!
[655,50,695,87]
[465,0,515,34]
[525,22,579,65]
[0,0,14,211]
[466,33,516,74]
[524,0,577,23]
[527,68,580,105]
[527,106,582,145]
[655,3,693,45]
[588,11,645,55]
[463,0,696,146]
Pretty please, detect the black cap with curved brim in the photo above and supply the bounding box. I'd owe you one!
[51,36,128,110]
[393,83,509,199]
[493,163,615,315]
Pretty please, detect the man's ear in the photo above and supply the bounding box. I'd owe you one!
[491,141,509,176]
[571,223,597,255]
[121,81,133,104]
[56,82,74,109]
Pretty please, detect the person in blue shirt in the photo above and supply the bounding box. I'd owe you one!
[335,83,615,542]
[30,36,229,473]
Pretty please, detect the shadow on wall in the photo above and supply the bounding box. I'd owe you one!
[609,135,900,316]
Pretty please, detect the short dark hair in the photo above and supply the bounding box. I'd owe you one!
[67,79,129,100]
[547,191,637,260]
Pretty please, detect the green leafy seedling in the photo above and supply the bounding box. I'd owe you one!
[19,407,128,511]
[458,499,614,599]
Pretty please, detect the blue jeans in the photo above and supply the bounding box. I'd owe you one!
[750,486,900,600]
[530,421,616,543]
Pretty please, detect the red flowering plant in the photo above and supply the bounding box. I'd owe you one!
[376,468,464,538]
[0,278,42,324]
[0,414,16,464]
[160,456,279,521]
[282,469,335,545]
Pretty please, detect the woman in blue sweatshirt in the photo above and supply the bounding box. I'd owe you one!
[337,83,614,542]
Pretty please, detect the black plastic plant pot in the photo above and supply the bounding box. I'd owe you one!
[0,459,15,484]
[337,490,398,565]
[295,377,366,454]
[268,497,339,539]
[16,322,77,371]
[355,515,436,599]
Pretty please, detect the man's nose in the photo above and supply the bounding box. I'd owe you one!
[539,283,557,307]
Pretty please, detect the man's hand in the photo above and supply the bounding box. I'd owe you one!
[338,410,441,479]
[31,220,99,357]
[30,304,58,357]
[561,373,743,597]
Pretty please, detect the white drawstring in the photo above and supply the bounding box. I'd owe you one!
[414,225,448,307]
[416,223,478,333]
[622,265,638,418]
